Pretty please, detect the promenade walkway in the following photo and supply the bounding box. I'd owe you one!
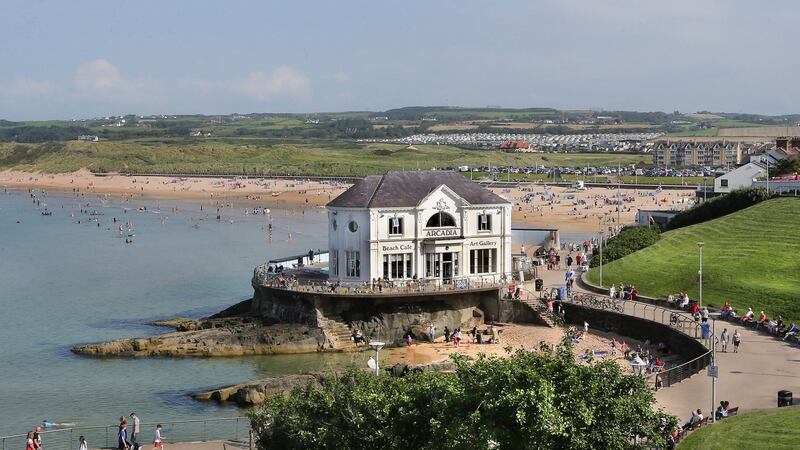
[529,265,800,418]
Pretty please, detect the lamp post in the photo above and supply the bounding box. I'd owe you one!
[697,242,704,309]
[599,231,605,288]
[709,312,720,423]
[369,341,385,376]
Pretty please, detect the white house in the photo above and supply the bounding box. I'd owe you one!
[713,161,766,193]
[327,171,513,283]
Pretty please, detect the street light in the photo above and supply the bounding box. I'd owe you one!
[599,231,605,288]
[697,242,704,309]
[708,312,720,423]
[369,341,385,376]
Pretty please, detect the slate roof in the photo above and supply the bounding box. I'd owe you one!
[327,171,510,208]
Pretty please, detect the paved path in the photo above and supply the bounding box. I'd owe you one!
[527,264,800,419]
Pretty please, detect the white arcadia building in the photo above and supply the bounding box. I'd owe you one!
[326,171,513,283]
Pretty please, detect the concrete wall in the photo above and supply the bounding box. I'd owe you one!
[560,302,708,361]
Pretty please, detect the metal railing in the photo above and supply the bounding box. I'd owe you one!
[645,350,713,390]
[552,292,711,387]
[1,417,250,450]
[253,265,509,296]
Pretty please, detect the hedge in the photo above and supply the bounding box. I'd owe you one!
[667,186,772,230]
[590,225,661,267]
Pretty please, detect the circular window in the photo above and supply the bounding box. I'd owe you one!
[332,219,337,230]
[348,221,358,232]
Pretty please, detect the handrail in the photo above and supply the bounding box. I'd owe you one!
[0,417,250,450]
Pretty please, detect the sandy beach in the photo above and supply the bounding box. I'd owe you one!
[380,323,664,378]
[1,169,695,232]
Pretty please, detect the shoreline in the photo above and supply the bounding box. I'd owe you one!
[2,169,694,232]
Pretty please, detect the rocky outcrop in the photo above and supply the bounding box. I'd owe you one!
[193,360,459,406]
[72,319,328,357]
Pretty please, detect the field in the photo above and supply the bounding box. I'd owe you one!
[587,198,800,322]
[0,140,651,176]
[679,407,800,449]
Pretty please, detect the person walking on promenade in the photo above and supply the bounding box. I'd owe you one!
[733,330,742,353]
[152,424,164,450]
[720,328,729,352]
[78,436,88,450]
[32,427,42,450]
[26,432,35,450]
[118,417,129,450]
[130,413,140,450]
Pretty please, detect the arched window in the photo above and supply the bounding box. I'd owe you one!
[426,212,456,227]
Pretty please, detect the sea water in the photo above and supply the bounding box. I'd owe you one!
[0,188,571,436]
[0,189,363,436]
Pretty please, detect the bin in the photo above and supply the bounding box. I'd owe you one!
[778,390,793,407]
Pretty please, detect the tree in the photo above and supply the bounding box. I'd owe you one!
[248,339,675,449]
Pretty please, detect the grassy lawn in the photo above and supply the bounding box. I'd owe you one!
[617,176,707,186]
[0,140,650,176]
[679,407,800,449]
[587,198,800,322]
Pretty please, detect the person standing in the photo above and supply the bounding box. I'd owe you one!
[33,427,42,450]
[720,328,729,352]
[78,436,88,450]
[733,330,742,353]
[130,413,141,450]
[429,323,436,343]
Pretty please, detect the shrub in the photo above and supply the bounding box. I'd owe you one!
[590,225,660,267]
[248,340,675,449]
[667,186,772,230]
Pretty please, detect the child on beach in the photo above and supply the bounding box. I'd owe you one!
[152,425,163,450]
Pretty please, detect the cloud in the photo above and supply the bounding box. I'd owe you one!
[332,71,351,83]
[0,78,55,97]
[231,66,311,102]
[73,58,124,91]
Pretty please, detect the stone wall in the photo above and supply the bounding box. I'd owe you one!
[252,286,503,345]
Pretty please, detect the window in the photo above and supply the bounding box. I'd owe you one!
[426,212,456,227]
[388,217,403,235]
[470,249,496,274]
[348,220,359,232]
[346,251,360,277]
[330,250,339,276]
[383,253,412,279]
[478,213,491,232]
[720,179,728,187]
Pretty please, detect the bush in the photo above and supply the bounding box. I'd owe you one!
[667,187,772,230]
[248,341,675,449]
[590,225,661,267]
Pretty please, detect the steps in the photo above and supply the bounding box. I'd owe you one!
[318,314,354,349]
[519,298,559,328]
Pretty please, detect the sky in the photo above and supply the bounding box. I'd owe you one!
[1,0,799,120]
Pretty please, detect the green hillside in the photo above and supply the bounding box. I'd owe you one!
[679,407,800,449]
[587,198,800,321]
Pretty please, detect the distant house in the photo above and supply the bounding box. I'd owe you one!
[77,135,99,142]
[713,161,767,193]
[636,209,679,228]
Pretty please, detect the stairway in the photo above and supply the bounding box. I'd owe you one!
[519,298,559,328]
[319,314,354,349]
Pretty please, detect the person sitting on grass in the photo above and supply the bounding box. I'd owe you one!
[784,322,798,341]
[720,302,733,318]
[741,308,754,323]
[756,311,768,329]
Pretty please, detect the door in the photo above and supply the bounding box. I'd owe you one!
[442,252,453,281]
